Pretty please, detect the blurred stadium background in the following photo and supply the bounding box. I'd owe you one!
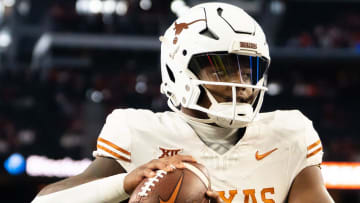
[0,0,359,202]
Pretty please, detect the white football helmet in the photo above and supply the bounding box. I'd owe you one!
[160,2,270,128]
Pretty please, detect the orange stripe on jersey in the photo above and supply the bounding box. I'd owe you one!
[97,144,131,162]
[307,140,321,151]
[98,137,131,156]
[306,146,322,158]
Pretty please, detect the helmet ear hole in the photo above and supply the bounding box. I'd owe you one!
[166,65,176,83]
[183,50,187,56]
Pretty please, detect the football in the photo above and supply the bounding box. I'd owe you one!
[129,162,211,203]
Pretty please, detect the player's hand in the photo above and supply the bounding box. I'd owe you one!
[206,190,224,203]
[123,155,197,195]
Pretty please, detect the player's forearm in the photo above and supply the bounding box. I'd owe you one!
[32,173,129,203]
[37,174,99,195]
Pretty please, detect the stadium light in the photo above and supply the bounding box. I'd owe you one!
[139,0,152,11]
[89,0,102,14]
[267,82,282,96]
[103,0,116,14]
[0,28,12,47]
[115,1,128,16]
[76,0,88,15]
[3,0,15,7]
[26,155,91,178]
[322,162,360,189]
[4,153,26,175]
[76,0,129,16]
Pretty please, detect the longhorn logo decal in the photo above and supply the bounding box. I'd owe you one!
[173,19,206,44]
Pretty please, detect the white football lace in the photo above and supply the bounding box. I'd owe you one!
[138,170,167,197]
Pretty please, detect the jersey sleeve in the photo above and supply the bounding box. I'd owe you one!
[293,112,324,178]
[286,110,324,185]
[303,117,323,167]
[93,109,132,164]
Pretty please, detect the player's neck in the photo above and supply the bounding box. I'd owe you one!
[180,107,247,134]
[181,106,247,138]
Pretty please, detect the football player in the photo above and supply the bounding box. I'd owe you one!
[32,2,334,203]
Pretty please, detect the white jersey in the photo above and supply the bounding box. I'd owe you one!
[93,109,323,203]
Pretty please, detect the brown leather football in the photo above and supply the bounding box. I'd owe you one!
[129,162,211,203]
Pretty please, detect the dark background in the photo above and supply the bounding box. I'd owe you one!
[0,0,359,202]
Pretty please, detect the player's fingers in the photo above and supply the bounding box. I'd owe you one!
[172,155,197,168]
[145,159,176,172]
[206,190,224,203]
[143,168,156,178]
[159,155,197,169]
[124,169,152,194]
[174,154,197,163]
[144,155,197,172]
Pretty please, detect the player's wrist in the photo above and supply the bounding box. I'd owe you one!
[123,173,131,195]
[106,173,130,200]
[124,170,147,195]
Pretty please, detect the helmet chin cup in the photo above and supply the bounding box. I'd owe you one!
[207,102,254,128]
[205,88,254,128]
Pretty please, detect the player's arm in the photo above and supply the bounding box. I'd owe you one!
[287,165,334,203]
[32,156,129,203]
[32,155,197,203]
[37,156,125,195]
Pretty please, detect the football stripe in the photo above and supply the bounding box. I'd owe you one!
[307,140,321,151]
[183,163,209,188]
[307,146,323,159]
[97,144,131,162]
[98,137,131,155]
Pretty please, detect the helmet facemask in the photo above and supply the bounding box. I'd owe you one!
[183,53,269,128]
